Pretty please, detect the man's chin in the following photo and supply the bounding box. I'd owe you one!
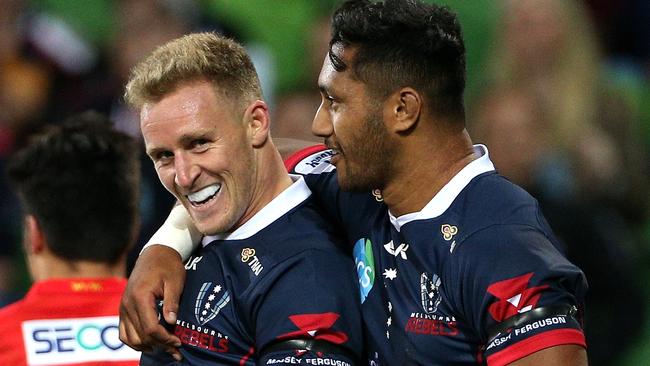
[192,217,220,235]
[336,173,375,193]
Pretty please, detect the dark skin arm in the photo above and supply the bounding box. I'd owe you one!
[118,245,185,360]
[509,345,587,365]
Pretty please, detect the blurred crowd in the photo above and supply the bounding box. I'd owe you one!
[0,0,648,365]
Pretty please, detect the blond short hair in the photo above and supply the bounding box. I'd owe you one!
[124,32,262,110]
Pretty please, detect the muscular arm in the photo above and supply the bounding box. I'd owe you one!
[509,345,587,365]
[119,245,185,360]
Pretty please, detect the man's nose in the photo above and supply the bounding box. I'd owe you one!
[312,103,333,138]
[174,152,199,188]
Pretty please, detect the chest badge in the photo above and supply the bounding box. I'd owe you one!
[241,247,264,276]
[195,282,231,325]
[441,224,459,253]
[441,224,458,241]
[421,273,442,314]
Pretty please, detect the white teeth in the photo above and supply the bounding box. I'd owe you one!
[188,184,221,204]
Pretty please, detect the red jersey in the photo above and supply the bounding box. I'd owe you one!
[0,278,139,365]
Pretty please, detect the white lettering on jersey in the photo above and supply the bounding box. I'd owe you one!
[22,316,140,365]
[185,256,203,270]
[383,240,409,260]
[241,248,264,276]
[293,150,336,175]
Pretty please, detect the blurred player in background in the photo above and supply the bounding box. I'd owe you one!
[0,111,141,365]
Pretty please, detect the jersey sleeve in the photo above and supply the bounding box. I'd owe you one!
[285,145,384,244]
[139,349,178,365]
[285,145,344,224]
[247,247,363,366]
[448,224,588,366]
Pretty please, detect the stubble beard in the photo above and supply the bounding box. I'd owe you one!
[338,111,393,192]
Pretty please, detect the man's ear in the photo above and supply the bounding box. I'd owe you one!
[244,100,271,147]
[385,87,422,133]
[24,215,46,255]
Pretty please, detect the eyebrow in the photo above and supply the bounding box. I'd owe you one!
[178,132,211,146]
[319,83,338,97]
[145,146,165,159]
[146,131,213,158]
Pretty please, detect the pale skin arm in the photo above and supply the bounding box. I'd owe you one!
[118,245,186,360]
[509,345,588,365]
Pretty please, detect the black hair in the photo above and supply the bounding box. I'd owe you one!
[6,111,140,264]
[330,0,466,121]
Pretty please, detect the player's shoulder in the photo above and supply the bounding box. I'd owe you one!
[461,172,543,230]
[284,144,335,175]
[213,196,350,274]
[445,173,562,260]
[265,197,348,256]
[0,297,27,327]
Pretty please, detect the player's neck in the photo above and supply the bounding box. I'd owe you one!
[31,252,126,282]
[381,129,476,217]
[232,141,293,231]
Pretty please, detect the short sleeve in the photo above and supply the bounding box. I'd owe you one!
[248,248,363,365]
[285,146,386,243]
[285,146,344,225]
[448,224,588,366]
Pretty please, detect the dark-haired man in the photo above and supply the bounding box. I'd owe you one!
[122,1,589,365]
[0,112,141,365]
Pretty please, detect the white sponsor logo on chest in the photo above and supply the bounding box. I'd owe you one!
[22,316,140,365]
[383,240,409,260]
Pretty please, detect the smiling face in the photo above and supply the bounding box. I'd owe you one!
[140,80,256,235]
[312,47,393,191]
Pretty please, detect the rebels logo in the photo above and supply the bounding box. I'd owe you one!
[487,272,549,322]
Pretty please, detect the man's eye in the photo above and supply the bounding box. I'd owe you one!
[192,139,210,150]
[155,151,174,161]
[325,95,339,110]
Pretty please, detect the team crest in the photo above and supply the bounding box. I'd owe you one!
[195,282,230,325]
[420,273,442,314]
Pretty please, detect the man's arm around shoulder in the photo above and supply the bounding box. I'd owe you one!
[508,345,587,365]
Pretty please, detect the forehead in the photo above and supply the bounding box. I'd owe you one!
[318,46,367,94]
[140,81,233,124]
[139,81,244,153]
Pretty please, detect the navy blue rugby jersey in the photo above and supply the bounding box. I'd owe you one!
[286,145,588,366]
[141,176,363,366]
